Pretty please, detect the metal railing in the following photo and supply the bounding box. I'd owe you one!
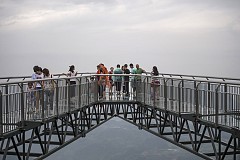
[1,72,240,83]
[0,74,240,137]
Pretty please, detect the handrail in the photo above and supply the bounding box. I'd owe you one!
[158,72,240,82]
[1,74,240,86]
[0,72,95,81]
[1,72,240,83]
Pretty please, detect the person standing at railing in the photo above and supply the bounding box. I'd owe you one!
[108,67,114,97]
[96,64,109,100]
[135,64,146,100]
[151,66,160,100]
[27,82,36,114]
[129,63,137,97]
[113,64,123,97]
[66,65,77,100]
[123,64,130,98]
[32,66,43,113]
[121,65,126,94]
[43,68,55,115]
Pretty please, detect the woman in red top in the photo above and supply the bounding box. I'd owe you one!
[96,64,109,99]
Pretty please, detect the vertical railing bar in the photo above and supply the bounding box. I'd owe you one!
[77,78,82,109]
[41,87,44,120]
[5,85,9,132]
[87,78,90,106]
[215,84,220,139]
[67,79,70,113]
[178,81,182,114]
[20,82,25,129]
[55,80,59,116]
[171,79,173,111]
[181,80,184,112]
[164,79,167,110]
[0,90,2,137]
[143,77,147,105]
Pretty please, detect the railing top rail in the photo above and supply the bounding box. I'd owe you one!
[2,72,240,83]
[1,73,240,87]
[0,72,95,81]
[157,72,240,82]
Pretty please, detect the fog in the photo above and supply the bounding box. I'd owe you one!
[0,0,240,77]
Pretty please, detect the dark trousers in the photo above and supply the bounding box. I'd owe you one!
[70,81,76,98]
[115,81,122,92]
[124,81,129,95]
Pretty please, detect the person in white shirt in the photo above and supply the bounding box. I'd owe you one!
[32,66,43,113]
[66,65,77,98]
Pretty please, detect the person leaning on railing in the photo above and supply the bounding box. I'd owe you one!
[134,64,146,99]
[43,68,55,113]
[129,63,137,96]
[63,65,77,99]
[113,64,123,96]
[108,67,114,96]
[123,64,130,98]
[96,64,109,99]
[151,66,160,100]
[32,66,43,113]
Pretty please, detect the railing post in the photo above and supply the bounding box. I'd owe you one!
[0,90,3,137]
[195,82,200,117]
[153,77,156,107]
[67,79,71,113]
[87,78,90,105]
[5,85,9,132]
[41,85,44,120]
[164,79,167,110]
[208,82,211,115]
[194,82,201,151]
[224,84,227,112]
[178,81,182,113]
[20,82,25,129]
[215,84,220,128]
[181,80,184,111]
[77,78,82,108]
[170,79,174,111]
[143,77,147,105]
[55,80,59,116]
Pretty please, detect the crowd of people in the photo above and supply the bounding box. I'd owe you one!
[27,63,160,114]
[95,63,160,100]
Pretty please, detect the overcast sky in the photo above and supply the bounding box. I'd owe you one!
[0,0,240,77]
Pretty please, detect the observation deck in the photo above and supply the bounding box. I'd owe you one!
[0,73,240,160]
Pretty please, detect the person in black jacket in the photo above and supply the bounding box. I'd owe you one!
[123,64,130,98]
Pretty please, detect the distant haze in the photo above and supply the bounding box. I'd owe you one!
[0,0,240,77]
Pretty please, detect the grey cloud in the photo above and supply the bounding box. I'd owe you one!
[0,0,240,77]
[66,0,118,5]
